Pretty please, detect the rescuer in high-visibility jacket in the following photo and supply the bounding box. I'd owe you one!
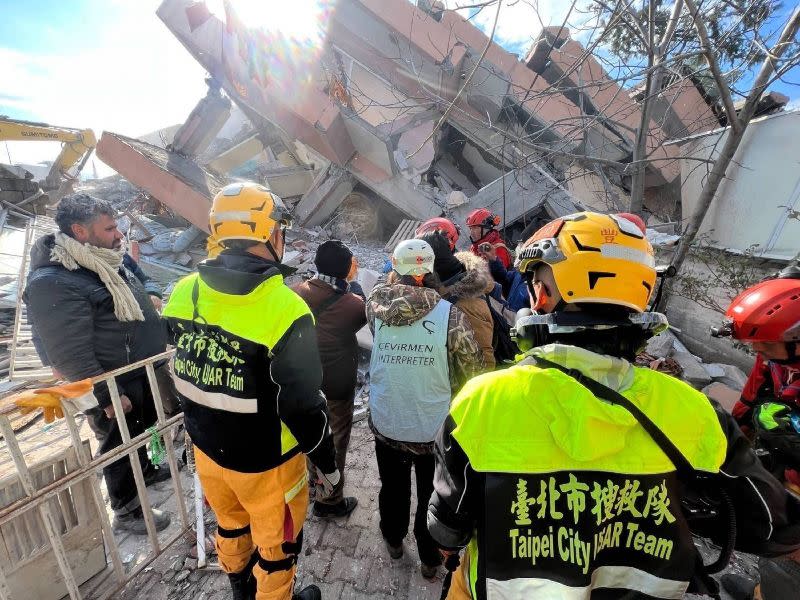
[427,212,800,599]
[163,182,337,600]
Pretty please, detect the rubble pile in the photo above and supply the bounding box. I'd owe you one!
[70,174,392,293]
[76,175,141,208]
[641,330,749,413]
[0,164,45,215]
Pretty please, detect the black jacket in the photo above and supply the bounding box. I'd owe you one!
[23,234,166,407]
[163,250,336,474]
[428,351,800,597]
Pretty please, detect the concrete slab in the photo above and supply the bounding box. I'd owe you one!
[96,132,226,232]
[294,166,356,227]
[703,382,741,415]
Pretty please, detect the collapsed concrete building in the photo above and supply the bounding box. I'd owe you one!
[98,0,721,244]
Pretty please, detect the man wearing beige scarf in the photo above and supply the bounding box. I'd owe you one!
[24,194,172,535]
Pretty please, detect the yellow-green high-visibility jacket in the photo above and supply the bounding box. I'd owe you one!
[427,344,800,599]
[162,253,335,474]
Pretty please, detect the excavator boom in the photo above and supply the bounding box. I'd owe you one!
[0,116,97,195]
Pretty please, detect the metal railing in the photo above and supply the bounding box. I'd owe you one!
[0,350,199,600]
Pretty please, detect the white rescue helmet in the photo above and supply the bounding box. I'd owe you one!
[392,239,435,277]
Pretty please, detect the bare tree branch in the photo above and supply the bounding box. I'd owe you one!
[664,6,800,303]
[629,0,685,215]
[684,0,742,133]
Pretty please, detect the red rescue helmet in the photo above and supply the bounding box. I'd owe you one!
[415,217,460,250]
[725,278,800,343]
[466,208,500,229]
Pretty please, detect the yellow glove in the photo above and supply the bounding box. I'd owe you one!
[15,391,64,423]
[13,379,93,424]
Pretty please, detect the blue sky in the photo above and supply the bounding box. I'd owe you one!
[1,0,797,174]
[0,0,207,173]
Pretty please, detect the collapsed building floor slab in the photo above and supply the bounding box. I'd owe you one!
[96,132,226,232]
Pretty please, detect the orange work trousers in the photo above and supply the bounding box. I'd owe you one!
[194,447,309,600]
[445,551,473,600]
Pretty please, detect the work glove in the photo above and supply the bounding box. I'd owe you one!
[313,467,341,500]
[13,379,93,424]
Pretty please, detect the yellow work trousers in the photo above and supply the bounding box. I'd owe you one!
[194,448,309,600]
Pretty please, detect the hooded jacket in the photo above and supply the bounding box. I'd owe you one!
[733,352,800,433]
[367,281,484,453]
[23,234,166,408]
[162,250,336,474]
[428,344,800,598]
[469,229,512,269]
[441,252,495,370]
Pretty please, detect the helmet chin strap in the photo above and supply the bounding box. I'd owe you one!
[264,239,282,263]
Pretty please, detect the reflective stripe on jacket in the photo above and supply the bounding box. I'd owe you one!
[428,344,800,599]
[163,256,331,473]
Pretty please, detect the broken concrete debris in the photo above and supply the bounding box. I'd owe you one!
[702,382,742,415]
[152,0,728,243]
[707,363,748,390]
[639,328,748,404]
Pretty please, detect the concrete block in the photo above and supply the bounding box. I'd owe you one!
[702,363,726,379]
[672,337,712,389]
[702,382,741,415]
[645,330,676,358]
[707,363,748,390]
[294,165,355,226]
[97,131,224,231]
[0,164,31,179]
[0,177,38,192]
[0,190,24,204]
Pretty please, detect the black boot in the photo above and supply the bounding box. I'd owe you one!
[293,584,321,600]
[228,569,256,600]
[760,557,800,600]
[720,573,756,600]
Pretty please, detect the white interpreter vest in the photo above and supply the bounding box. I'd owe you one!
[369,298,452,443]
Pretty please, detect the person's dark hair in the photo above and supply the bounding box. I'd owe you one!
[55,193,117,237]
[418,232,465,283]
[551,326,650,362]
[220,239,257,251]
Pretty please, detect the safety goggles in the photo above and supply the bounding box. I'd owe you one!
[516,310,669,335]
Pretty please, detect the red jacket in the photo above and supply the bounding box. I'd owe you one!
[733,353,800,432]
[470,229,512,269]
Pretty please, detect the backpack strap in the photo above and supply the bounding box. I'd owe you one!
[311,291,344,318]
[520,355,695,476]
[520,354,733,586]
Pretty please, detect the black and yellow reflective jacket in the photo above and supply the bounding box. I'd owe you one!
[163,250,335,474]
[427,344,800,599]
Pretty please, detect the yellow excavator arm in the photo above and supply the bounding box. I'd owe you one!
[0,116,97,191]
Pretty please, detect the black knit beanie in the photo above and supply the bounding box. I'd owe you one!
[315,240,353,279]
[419,232,465,283]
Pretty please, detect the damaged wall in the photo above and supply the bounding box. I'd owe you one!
[660,247,781,372]
[678,110,800,260]
[156,0,718,232]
